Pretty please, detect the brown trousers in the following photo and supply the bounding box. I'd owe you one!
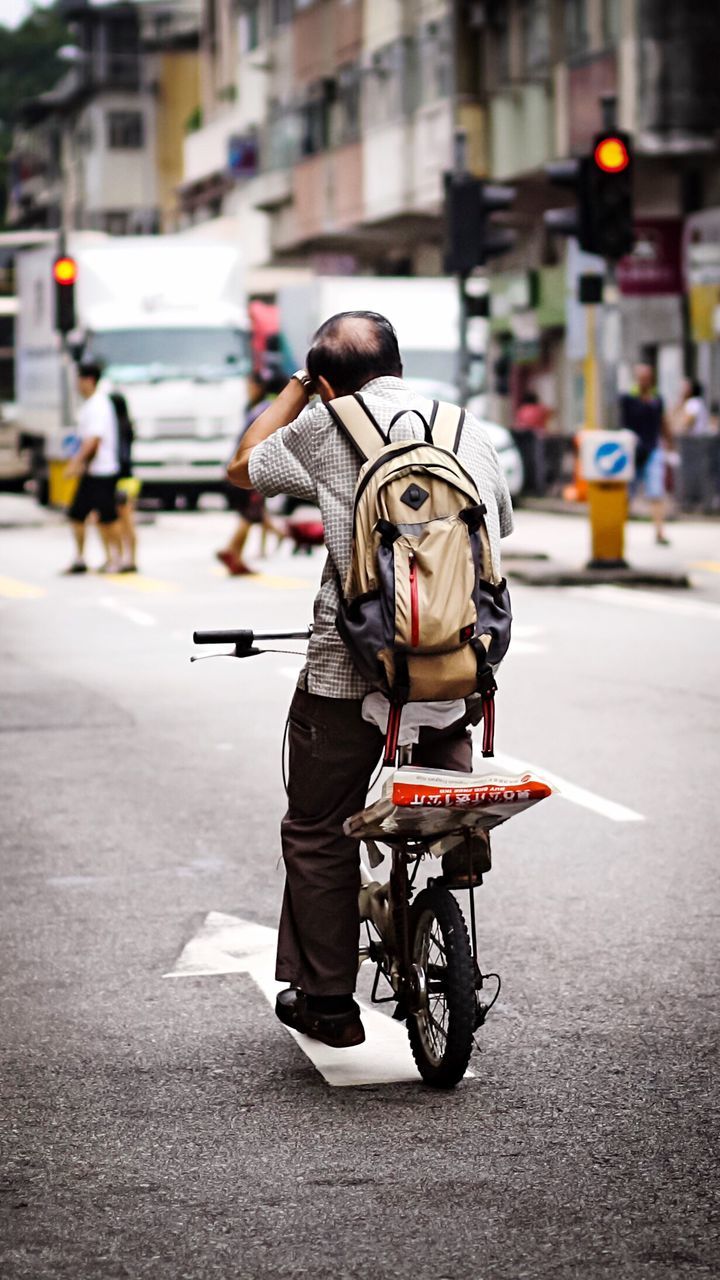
[276,688,473,996]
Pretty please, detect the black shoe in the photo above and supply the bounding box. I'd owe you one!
[275,988,365,1048]
[61,562,87,575]
[442,831,491,887]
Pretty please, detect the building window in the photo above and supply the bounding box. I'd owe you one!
[106,16,140,86]
[601,0,620,45]
[489,3,511,86]
[271,0,294,24]
[263,99,301,171]
[240,1,260,52]
[333,63,361,146]
[107,111,144,149]
[522,0,550,72]
[418,19,452,104]
[364,40,412,127]
[300,82,333,157]
[104,211,129,235]
[565,0,589,56]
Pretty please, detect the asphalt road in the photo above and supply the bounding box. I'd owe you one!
[1,497,718,1279]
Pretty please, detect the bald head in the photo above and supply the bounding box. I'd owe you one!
[306,310,403,398]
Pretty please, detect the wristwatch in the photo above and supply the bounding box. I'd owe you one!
[292,368,313,393]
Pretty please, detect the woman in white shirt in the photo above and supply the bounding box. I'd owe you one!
[675,378,712,436]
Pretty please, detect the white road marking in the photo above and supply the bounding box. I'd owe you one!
[475,747,644,823]
[569,584,720,621]
[99,595,157,627]
[165,911,472,1088]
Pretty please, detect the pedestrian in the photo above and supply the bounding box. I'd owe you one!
[63,362,122,574]
[514,390,551,431]
[619,362,673,546]
[514,390,552,494]
[217,370,286,575]
[673,378,712,436]
[227,311,513,1049]
[110,390,140,574]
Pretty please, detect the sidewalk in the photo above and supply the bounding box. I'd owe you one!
[0,491,62,529]
[507,507,720,590]
[520,494,720,522]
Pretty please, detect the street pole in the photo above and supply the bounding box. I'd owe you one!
[58,124,73,433]
[453,127,470,407]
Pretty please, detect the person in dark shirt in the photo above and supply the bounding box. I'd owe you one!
[619,363,673,545]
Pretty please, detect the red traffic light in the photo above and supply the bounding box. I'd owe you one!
[593,136,629,174]
[53,256,78,286]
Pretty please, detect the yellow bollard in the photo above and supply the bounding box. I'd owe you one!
[587,480,628,568]
[48,460,79,509]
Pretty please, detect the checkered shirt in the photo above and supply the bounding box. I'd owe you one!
[249,376,514,699]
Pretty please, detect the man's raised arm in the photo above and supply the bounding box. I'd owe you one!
[227,373,313,489]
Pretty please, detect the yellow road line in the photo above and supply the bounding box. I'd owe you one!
[690,561,720,575]
[0,575,46,599]
[101,573,179,594]
[211,566,313,590]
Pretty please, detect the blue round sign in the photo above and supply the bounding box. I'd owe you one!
[594,440,629,476]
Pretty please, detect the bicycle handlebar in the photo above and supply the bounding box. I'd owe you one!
[193,628,311,647]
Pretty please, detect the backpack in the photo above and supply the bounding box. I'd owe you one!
[329,394,512,763]
[110,391,134,479]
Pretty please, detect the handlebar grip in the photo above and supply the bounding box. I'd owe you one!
[193,629,254,647]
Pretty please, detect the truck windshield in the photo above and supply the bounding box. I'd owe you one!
[85,328,250,382]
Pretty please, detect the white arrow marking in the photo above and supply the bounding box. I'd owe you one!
[164,911,465,1088]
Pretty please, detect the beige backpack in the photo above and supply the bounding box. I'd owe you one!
[329,394,512,761]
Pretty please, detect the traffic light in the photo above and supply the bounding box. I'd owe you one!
[544,131,634,261]
[589,131,634,260]
[53,255,77,333]
[443,175,516,275]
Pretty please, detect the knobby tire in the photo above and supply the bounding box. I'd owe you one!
[407,885,475,1088]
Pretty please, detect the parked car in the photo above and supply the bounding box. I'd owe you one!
[403,378,525,498]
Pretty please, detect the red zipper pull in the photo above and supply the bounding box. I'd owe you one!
[409,551,420,648]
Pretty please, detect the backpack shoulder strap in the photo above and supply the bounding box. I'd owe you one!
[326,393,387,463]
[430,401,466,455]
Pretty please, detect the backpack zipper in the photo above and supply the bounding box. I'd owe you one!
[409,551,419,647]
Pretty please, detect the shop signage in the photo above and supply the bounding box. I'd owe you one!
[616,219,683,296]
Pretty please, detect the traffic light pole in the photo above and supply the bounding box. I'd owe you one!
[457,272,470,408]
[57,227,73,433]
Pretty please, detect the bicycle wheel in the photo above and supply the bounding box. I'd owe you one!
[407,885,476,1088]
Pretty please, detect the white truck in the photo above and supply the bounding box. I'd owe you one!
[277,275,487,390]
[15,234,250,507]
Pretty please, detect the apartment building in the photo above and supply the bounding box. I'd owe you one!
[7,0,201,235]
[181,0,482,272]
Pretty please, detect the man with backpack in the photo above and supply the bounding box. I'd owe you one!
[227,311,513,1049]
